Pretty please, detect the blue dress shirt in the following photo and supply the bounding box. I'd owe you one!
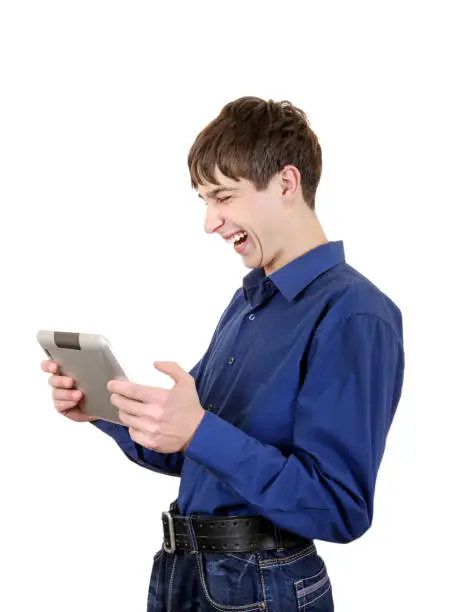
[92,240,404,543]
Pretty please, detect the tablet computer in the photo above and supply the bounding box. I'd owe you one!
[37,330,128,425]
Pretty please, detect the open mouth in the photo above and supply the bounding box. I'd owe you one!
[234,234,248,248]
[226,230,250,253]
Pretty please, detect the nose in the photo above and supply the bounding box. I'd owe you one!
[204,201,225,235]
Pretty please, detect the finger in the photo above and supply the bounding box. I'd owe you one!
[116,410,147,430]
[64,410,98,423]
[48,375,75,389]
[55,399,81,411]
[42,361,59,373]
[128,426,155,449]
[53,388,83,402]
[57,405,96,422]
[154,361,187,384]
[108,380,167,404]
[111,393,148,417]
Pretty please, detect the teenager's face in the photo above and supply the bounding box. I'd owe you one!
[197,168,291,275]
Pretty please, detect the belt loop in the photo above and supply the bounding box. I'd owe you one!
[185,514,199,553]
[273,523,284,552]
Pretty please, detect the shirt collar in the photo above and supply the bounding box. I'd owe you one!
[242,240,346,303]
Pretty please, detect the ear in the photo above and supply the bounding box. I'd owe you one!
[280,165,301,198]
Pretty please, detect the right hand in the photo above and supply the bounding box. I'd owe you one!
[41,359,99,423]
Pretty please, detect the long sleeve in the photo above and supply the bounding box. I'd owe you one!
[89,292,240,476]
[184,314,405,543]
[91,358,204,476]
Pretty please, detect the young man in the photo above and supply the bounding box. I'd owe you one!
[43,96,404,611]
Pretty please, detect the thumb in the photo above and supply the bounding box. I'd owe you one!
[153,361,187,384]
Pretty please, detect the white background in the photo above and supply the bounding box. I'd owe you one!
[1,1,450,610]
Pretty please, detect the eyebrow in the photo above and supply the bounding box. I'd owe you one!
[198,186,239,200]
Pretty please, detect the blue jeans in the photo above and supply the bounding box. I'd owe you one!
[147,539,334,611]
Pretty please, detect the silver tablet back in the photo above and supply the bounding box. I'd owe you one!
[37,330,127,425]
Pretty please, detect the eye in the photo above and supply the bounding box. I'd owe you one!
[217,196,231,204]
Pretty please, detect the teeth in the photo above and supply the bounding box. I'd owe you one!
[227,231,247,244]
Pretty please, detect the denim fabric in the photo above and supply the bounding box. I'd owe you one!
[147,542,334,611]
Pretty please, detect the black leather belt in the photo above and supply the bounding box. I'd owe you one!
[161,509,314,554]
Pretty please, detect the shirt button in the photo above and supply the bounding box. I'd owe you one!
[248,314,255,320]
[228,357,235,365]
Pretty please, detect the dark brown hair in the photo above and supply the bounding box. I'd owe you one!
[188,96,322,209]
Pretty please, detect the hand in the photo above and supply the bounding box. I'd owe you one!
[107,361,206,454]
[41,359,98,423]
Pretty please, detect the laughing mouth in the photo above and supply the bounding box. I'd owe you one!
[226,231,248,246]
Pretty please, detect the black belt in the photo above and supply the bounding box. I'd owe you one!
[161,503,313,554]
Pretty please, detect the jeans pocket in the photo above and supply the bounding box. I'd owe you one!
[195,551,266,611]
[294,560,333,611]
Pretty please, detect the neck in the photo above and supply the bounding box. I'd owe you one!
[264,208,328,275]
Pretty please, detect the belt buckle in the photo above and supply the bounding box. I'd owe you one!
[162,511,176,554]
